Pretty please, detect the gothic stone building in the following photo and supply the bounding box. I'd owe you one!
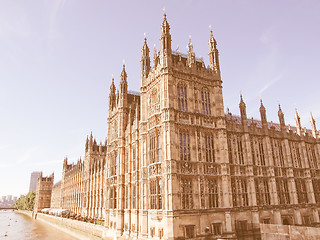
[50,14,320,239]
[59,136,106,219]
[34,172,54,212]
[103,14,320,239]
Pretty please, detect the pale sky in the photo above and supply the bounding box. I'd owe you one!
[0,0,320,197]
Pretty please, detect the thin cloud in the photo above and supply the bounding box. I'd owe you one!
[258,74,283,95]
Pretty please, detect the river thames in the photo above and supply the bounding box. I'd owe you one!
[0,210,79,240]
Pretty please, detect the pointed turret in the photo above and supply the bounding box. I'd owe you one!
[259,99,267,128]
[153,45,158,69]
[187,36,195,67]
[109,77,116,110]
[141,36,150,78]
[208,28,220,75]
[239,94,247,122]
[88,131,93,151]
[295,108,302,135]
[85,135,89,151]
[278,104,286,132]
[119,64,128,107]
[310,112,317,138]
[160,12,172,66]
[63,156,68,166]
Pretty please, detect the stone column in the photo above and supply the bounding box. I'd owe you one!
[273,210,282,224]
[294,209,302,225]
[313,209,320,223]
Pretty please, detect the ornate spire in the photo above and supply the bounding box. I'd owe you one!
[110,77,115,94]
[310,112,317,138]
[187,36,195,67]
[120,64,127,83]
[295,108,302,135]
[239,94,246,109]
[89,131,93,144]
[160,12,172,65]
[109,77,116,110]
[153,45,158,68]
[119,64,128,106]
[161,12,170,35]
[278,104,285,127]
[141,35,150,78]
[85,135,89,151]
[259,98,267,124]
[239,94,247,126]
[208,27,220,74]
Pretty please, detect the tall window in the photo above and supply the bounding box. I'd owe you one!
[132,146,136,171]
[307,144,318,169]
[228,135,244,165]
[150,133,161,164]
[277,140,285,167]
[125,151,129,173]
[132,184,136,209]
[296,179,308,203]
[157,134,161,162]
[237,135,244,164]
[312,179,320,203]
[125,185,129,209]
[258,138,266,166]
[179,130,190,161]
[110,153,117,176]
[231,177,248,207]
[201,88,211,115]
[276,179,290,204]
[109,186,117,209]
[205,134,215,162]
[177,84,188,111]
[255,178,271,205]
[290,141,302,168]
[150,178,162,209]
[250,137,255,165]
[270,139,285,166]
[228,137,233,164]
[181,178,193,209]
[208,178,219,208]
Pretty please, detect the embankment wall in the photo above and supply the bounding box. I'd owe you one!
[16,210,104,240]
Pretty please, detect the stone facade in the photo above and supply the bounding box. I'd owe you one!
[50,181,61,209]
[55,136,106,219]
[49,14,320,239]
[34,172,54,212]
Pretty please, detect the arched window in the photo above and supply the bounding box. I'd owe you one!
[149,132,161,164]
[201,88,211,115]
[179,130,190,161]
[177,84,188,111]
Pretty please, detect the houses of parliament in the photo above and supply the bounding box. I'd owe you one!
[36,14,320,239]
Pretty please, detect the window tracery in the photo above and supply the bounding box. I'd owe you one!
[177,84,188,111]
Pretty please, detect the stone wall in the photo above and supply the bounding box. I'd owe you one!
[260,223,320,240]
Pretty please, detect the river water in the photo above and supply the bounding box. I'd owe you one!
[0,210,79,240]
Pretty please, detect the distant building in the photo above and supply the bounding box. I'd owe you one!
[29,171,41,192]
[34,172,54,212]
